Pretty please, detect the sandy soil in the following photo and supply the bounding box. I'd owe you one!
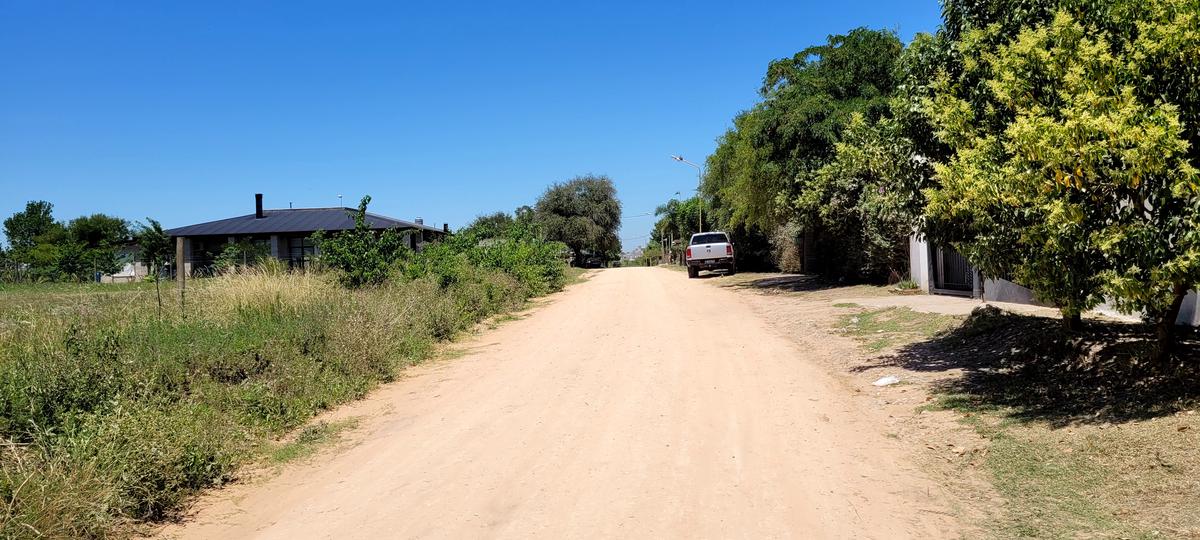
[159,267,961,539]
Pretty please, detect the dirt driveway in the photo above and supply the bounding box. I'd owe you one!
[160,267,959,539]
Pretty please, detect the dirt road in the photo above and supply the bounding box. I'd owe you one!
[162,268,959,539]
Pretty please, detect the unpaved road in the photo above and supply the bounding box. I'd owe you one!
[162,267,959,539]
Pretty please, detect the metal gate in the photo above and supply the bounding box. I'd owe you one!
[933,246,974,292]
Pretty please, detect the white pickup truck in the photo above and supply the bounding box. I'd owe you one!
[685,231,736,278]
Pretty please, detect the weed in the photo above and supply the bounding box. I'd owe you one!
[837,307,962,352]
[0,259,558,536]
[269,420,359,464]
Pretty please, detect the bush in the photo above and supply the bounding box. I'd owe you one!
[313,196,407,288]
[397,214,567,298]
[770,221,804,273]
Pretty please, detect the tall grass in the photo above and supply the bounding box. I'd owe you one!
[0,263,537,538]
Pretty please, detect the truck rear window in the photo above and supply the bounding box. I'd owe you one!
[690,233,729,245]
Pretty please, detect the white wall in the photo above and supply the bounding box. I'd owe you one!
[1177,292,1200,326]
[909,235,931,292]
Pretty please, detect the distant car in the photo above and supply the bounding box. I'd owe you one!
[685,231,736,278]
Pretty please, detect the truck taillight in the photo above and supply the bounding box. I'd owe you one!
[686,247,692,259]
[726,245,733,256]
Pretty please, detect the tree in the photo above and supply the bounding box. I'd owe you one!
[0,246,12,282]
[651,197,700,264]
[135,219,173,315]
[923,1,1200,358]
[65,213,130,278]
[703,28,907,278]
[3,201,57,253]
[313,196,408,288]
[465,212,516,239]
[808,114,928,279]
[534,175,622,265]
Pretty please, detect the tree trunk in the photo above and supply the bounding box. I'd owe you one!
[1061,309,1083,332]
[1153,283,1189,363]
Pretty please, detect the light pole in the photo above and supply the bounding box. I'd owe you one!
[670,155,702,233]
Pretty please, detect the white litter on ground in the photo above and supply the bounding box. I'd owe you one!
[872,375,901,387]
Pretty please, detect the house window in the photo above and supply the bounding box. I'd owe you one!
[288,237,316,267]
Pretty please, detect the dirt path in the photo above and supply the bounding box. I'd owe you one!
[160,267,959,539]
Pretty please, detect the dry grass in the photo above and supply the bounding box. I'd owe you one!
[724,278,1200,538]
[0,265,539,538]
[935,399,1200,538]
[836,306,963,352]
[868,307,1200,538]
[189,266,338,321]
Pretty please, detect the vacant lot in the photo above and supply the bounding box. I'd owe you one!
[0,266,560,538]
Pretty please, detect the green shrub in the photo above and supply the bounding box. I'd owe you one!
[313,196,408,288]
[0,195,573,536]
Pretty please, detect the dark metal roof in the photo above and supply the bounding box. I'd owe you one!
[165,208,446,237]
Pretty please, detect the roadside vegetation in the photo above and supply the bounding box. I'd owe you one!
[0,201,134,283]
[653,5,1200,530]
[836,306,961,353]
[646,0,1200,360]
[705,272,1198,536]
[0,188,593,537]
[829,300,1200,537]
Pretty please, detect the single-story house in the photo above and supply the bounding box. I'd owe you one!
[909,234,1200,326]
[101,244,151,283]
[165,194,448,276]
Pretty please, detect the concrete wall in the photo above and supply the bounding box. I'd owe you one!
[909,235,932,292]
[101,261,150,283]
[982,277,1048,306]
[1176,292,1200,326]
[908,234,1200,326]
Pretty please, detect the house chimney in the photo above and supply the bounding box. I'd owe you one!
[255,193,264,219]
[415,217,423,225]
[443,223,449,233]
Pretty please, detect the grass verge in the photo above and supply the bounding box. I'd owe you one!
[837,306,962,352]
[928,394,1198,538]
[885,307,1200,538]
[0,266,556,538]
[268,419,360,465]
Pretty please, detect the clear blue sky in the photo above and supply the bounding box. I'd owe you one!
[0,1,942,248]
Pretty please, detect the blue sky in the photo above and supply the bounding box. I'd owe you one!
[0,1,943,248]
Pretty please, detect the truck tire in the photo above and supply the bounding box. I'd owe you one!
[727,263,737,276]
[687,266,698,279]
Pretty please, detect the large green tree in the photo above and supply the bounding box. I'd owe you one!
[3,201,57,253]
[704,28,907,278]
[923,0,1200,357]
[808,114,928,279]
[65,213,131,277]
[534,175,622,265]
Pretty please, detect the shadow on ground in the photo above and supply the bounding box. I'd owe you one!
[855,306,1200,426]
[717,274,848,292]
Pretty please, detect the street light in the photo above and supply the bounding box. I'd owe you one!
[670,154,703,233]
